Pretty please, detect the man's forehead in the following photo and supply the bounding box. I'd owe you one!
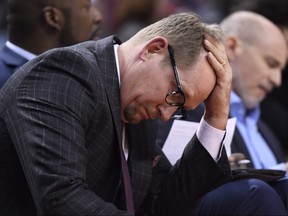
[190,51,210,71]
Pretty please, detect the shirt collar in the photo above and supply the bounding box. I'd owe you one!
[230,91,260,123]
[6,41,36,61]
[113,43,120,86]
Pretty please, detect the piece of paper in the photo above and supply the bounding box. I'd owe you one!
[162,117,237,165]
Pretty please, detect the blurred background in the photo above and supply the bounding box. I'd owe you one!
[0,0,8,49]
[0,0,234,48]
[93,0,232,41]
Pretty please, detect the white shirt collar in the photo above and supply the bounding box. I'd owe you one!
[6,41,36,61]
[113,43,120,85]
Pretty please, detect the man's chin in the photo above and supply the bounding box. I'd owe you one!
[127,118,142,124]
[122,114,139,124]
[125,115,145,124]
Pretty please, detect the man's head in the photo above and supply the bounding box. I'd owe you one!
[128,12,224,71]
[8,0,102,54]
[221,11,287,109]
[119,12,225,124]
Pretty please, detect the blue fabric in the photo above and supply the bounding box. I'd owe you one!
[0,44,28,88]
[230,91,278,169]
[193,178,288,215]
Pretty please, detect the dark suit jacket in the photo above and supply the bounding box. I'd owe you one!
[157,105,286,169]
[232,119,286,168]
[0,36,231,215]
[0,44,28,88]
[261,92,288,152]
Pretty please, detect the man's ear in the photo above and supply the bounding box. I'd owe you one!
[225,35,242,61]
[139,37,168,61]
[43,6,64,31]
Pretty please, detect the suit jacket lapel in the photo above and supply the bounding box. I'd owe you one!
[94,36,123,146]
[90,37,126,208]
[93,37,151,209]
[258,120,285,163]
[231,128,254,168]
[92,37,159,210]
[232,122,285,168]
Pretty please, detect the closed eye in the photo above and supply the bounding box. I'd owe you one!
[266,56,281,69]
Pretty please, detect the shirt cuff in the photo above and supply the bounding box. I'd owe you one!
[269,163,286,172]
[196,117,226,160]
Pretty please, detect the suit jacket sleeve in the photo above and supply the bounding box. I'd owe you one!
[152,135,232,215]
[3,46,129,215]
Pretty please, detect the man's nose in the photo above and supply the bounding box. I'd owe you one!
[92,5,103,24]
[270,70,282,88]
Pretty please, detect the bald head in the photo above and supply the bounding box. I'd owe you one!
[221,11,287,109]
[220,11,286,45]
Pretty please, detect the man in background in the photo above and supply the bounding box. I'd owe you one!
[230,0,288,153]
[0,0,102,88]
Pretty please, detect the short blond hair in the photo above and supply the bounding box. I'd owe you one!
[129,12,224,70]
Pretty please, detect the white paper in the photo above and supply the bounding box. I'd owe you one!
[162,117,237,165]
[223,117,237,156]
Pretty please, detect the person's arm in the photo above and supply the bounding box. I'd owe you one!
[153,37,233,215]
[195,36,232,161]
[270,163,287,171]
[202,37,231,131]
[196,117,226,160]
[195,37,232,160]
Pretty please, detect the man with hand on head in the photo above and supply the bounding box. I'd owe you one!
[157,11,288,211]
[220,11,288,171]
[157,11,288,170]
[0,0,102,88]
[0,12,287,215]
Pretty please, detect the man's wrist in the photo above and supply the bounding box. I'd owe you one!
[196,117,226,159]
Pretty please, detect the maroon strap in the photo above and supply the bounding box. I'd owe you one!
[119,148,135,214]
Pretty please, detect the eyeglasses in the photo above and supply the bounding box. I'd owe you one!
[165,45,187,120]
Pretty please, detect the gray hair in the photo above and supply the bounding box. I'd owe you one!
[129,12,224,70]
